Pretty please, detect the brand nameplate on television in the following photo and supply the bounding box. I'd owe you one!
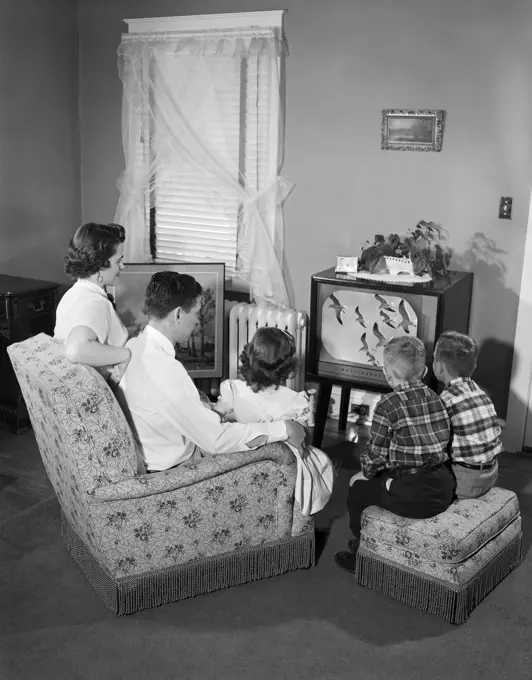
[318,360,389,386]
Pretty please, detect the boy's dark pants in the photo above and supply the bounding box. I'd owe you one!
[347,464,455,539]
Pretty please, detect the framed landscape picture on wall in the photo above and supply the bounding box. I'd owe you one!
[108,262,225,378]
[381,109,446,152]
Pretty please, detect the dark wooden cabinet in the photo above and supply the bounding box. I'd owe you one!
[0,275,60,433]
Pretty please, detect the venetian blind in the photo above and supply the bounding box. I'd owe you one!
[152,55,234,275]
[147,50,274,277]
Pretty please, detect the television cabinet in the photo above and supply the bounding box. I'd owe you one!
[307,268,474,448]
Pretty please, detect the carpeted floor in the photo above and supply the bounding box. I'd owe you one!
[1,427,532,680]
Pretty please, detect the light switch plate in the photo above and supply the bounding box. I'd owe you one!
[499,196,513,220]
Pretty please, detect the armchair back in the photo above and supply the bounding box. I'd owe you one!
[7,334,138,547]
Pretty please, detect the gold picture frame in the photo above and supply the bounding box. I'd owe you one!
[381,109,446,152]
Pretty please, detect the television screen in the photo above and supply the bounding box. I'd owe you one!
[314,281,438,387]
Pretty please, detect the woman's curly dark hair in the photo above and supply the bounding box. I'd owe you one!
[64,222,126,279]
[239,326,297,393]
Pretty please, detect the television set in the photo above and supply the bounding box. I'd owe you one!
[307,267,474,446]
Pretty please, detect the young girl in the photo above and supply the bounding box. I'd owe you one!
[213,327,335,516]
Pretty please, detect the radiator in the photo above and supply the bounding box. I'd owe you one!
[228,303,308,392]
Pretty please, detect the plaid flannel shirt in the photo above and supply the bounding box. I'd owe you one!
[440,377,502,464]
[361,380,450,479]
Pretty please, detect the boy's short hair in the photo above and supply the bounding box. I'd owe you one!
[383,336,426,382]
[434,330,478,378]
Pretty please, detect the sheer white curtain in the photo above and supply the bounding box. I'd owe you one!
[114,31,292,307]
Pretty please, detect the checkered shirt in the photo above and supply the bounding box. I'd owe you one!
[361,380,450,479]
[440,377,502,464]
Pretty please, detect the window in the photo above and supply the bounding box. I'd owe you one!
[152,54,242,272]
[117,12,288,298]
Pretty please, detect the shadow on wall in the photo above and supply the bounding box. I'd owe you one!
[452,232,517,418]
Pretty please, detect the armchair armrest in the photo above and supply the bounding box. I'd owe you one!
[89,442,295,504]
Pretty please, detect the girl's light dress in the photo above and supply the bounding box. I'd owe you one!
[217,379,335,516]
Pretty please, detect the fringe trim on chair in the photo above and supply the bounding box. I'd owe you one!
[61,511,315,615]
[354,532,523,625]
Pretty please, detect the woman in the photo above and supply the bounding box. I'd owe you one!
[54,222,130,378]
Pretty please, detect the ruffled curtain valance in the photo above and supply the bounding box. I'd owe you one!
[118,32,288,60]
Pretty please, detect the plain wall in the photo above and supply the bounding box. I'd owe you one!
[78,0,532,417]
[0,0,81,285]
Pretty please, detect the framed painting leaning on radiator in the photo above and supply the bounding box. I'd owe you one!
[108,262,225,379]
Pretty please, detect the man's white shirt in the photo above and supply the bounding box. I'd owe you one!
[117,325,288,471]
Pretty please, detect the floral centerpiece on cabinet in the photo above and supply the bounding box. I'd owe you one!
[358,220,452,282]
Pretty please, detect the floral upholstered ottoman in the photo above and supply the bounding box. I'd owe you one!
[355,487,522,624]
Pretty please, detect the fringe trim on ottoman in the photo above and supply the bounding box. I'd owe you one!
[61,511,315,615]
[354,532,523,625]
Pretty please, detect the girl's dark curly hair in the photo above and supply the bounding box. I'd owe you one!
[64,222,126,279]
[239,326,297,393]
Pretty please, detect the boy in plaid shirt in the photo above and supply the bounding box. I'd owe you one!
[335,336,454,574]
[433,330,502,500]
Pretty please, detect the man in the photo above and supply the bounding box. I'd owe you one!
[117,271,307,472]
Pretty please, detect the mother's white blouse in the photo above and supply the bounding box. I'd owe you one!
[54,279,128,347]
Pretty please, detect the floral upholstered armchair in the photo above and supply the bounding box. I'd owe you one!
[7,334,314,615]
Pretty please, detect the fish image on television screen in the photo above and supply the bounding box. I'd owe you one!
[319,289,419,368]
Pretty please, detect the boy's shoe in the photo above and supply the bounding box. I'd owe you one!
[348,537,360,553]
[334,550,358,573]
